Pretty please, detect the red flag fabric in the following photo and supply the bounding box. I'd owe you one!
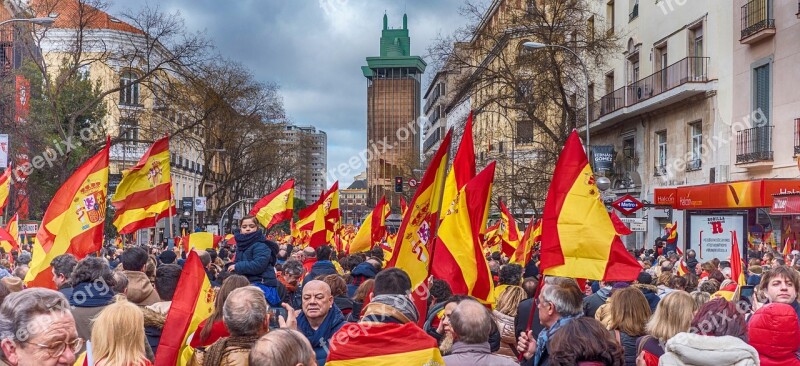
[609,211,633,236]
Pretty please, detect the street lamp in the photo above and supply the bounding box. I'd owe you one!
[218,198,257,235]
[0,17,55,27]
[522,41,591,151]
[193,148,225,232]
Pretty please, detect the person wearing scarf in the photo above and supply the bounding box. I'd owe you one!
[295,280,346,366]
[68,257,117,344]
[229,216,281,306]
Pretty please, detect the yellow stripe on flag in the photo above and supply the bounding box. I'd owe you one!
[326,347,444,366]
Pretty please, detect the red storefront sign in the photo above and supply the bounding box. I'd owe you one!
[771,194,800,215]
[655,179,800,210]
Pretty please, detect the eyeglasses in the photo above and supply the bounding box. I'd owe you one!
[26,338,84,358]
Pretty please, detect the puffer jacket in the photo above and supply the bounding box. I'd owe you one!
[124,270,161,306]
[659,332,758,366]
[635,284,661,312]
[303,260,338,286]
[613,330,639,366]
[234,237,279,287]
[492,310,518,359]
[143,307,166,356]
[748,303,800,366]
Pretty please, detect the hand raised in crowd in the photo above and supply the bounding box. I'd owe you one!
[227,264,236,272]
[278,302,298,330]
[517,329,536,360]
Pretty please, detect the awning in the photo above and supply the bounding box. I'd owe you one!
[770,194,800,215]
[654,179,800,210]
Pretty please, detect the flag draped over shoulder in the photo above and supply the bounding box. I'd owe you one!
[180,232,223,252]
[249,179,294,229]
[731,231,746,286]
[349,196,389,253]
[155,251,215,365]
[0,213,18,253]
[326,322,444,366]
[440,110,475,220]
[112,136,175,234]
[0,167,11,212]
[539,131,641,282]
[386,130,452,288]
[25,140,110,289]
[431,163,496,304]
[498,200,521,258]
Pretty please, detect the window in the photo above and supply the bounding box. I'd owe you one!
[655,131,667,173]
[606,1,615,35]
[629,0,639,21]
[689,122,702,169]
[516,120,534,144]
[753,62,770,122]
[587,16,595,42]
[605,72,615,95]
[119,71,140,106]
[119,119,138,142]
[689,24,704,79]
[655,44,668,90]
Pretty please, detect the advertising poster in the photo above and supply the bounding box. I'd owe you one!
[687,210,747,262]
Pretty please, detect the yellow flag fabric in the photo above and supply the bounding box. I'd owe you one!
[0,167,11,212]
[349,196,389,253]
[250,179,294,229]
[0,214,18,253]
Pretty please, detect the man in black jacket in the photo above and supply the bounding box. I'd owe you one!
[302,245,338,286]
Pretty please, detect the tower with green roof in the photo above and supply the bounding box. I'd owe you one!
[363,13,427,208]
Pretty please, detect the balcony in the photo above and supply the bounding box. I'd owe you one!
[736,126,773,164]
[591,57,711,127]
[794,118,800,155]
[740,0,775,44]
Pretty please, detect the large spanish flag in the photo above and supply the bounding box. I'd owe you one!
[25,141,110,289]
[440,110,475,220]
[111,136,175,234]
[0,167,11,212]
[386,130,452,288]
[249,179,294,229]
[431,163,496,304]
[0,213,18,253]
[155,251,215,365]
[180,232,223,252]
[539,131,641,281]
[498,200,521,258]
[326,322,444,366]
[349,196,389,253]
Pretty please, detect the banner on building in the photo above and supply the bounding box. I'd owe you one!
[590,145,615,173]
[687,210,748,261]
[194,197,206,212]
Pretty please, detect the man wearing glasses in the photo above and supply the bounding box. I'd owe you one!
[0,288,83,366]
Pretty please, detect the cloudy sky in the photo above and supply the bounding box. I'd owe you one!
[111,0,482,188]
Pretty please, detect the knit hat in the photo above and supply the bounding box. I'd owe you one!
[1,276,23,292]
[159,250,177,264]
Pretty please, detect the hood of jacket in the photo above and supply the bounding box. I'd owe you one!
[124,270,160,305]
[748,303,800,366]
[143,307,167,330]
[660,332,759,366]
[351,262,379,278]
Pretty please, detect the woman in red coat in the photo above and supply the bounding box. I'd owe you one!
[748,302,800,366]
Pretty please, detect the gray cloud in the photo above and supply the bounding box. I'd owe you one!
[112,0,477,188]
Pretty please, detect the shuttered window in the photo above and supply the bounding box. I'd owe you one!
[753,63,770,122]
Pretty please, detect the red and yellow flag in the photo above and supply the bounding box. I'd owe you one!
[400,196,408,217]
[308,182,340,248]
[111,136,175,234]
[155,251,215,365]
[440,110,475,220]
[349,196,390,253]
[539,131,641,282]
[783,235,795,259]
[386,130,452,287]
[25,141,110,289]
[731,230,746,286]
[249,179,294,229]
[498,200,521,258]
[431,163,496,304]
[180,232,223,253]
[511,218,540,266]
[609,211,633,236]
[0,213,18,253]
[665,222,678,243]
[0,167,11,212]
[327,322,444,366]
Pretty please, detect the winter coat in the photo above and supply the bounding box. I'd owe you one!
[190,319,230,349]
[297,305,346,366]
[658,332,758,366]
[124,270,161,306]
[748,302,800,366]
[303,258,317,274]
[69,282,115,343]
[350,261,379,279]
[143,307,167,356]
[514,298,546,345]
[442,342,519,366]
[334,296,355,316]
[611,330,640,366]
[492,310,518,359]
[635,284,661,312]
[583,287,611,318]
[188,341,251,366]
[595,302,613,329]
[303,260,338,286]
[233,235,278,287]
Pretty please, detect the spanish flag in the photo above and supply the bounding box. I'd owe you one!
[731,230,746,286]
[296,202,319,231]
[180,232,223,253]
[539,131,641,282]
[25,140,110,289]
[431,163,496,304]
[308,182,340,248]
[440,110,475,220]
[249,179,294,229]
[155,251,215,365]
[783,235,795,260]
[498,200,521,258]
[111,136,175,234]
[0,166,11,212]
[386,130,452,288]
[327,322,444,366]
[0,213,18,253]
[665,222,678,243]
[511,218,540,266]
[399,196,408,216]
[349,196,390,253]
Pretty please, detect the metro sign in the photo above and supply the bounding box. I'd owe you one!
[612,194,644,216]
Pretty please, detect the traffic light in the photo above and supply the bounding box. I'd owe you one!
[394,176,403,193]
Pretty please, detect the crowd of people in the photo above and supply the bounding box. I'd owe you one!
[0,216,799,366]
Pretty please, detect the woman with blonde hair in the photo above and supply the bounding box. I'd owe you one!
[92,296,151,366]
[606,286,651,366]
[492,285,527,358]
[637,290,696,366]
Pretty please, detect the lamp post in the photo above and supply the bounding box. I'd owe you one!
[0,17,55,27]
[218,198,257,235]
[522,41,591,152]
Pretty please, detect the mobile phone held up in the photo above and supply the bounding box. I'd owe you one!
[269,306,288,329]
[739,285,755,300]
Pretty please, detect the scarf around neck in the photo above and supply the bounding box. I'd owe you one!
[234,231,266,249]
[534,314,579,365]
[297,304,344,348]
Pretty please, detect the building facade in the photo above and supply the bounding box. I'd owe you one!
[341,172,368,225]
[282,124,327,203]
[362,13,425,208]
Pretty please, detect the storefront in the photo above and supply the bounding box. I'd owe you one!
[769,193,800,251]
[654,179,800,261]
